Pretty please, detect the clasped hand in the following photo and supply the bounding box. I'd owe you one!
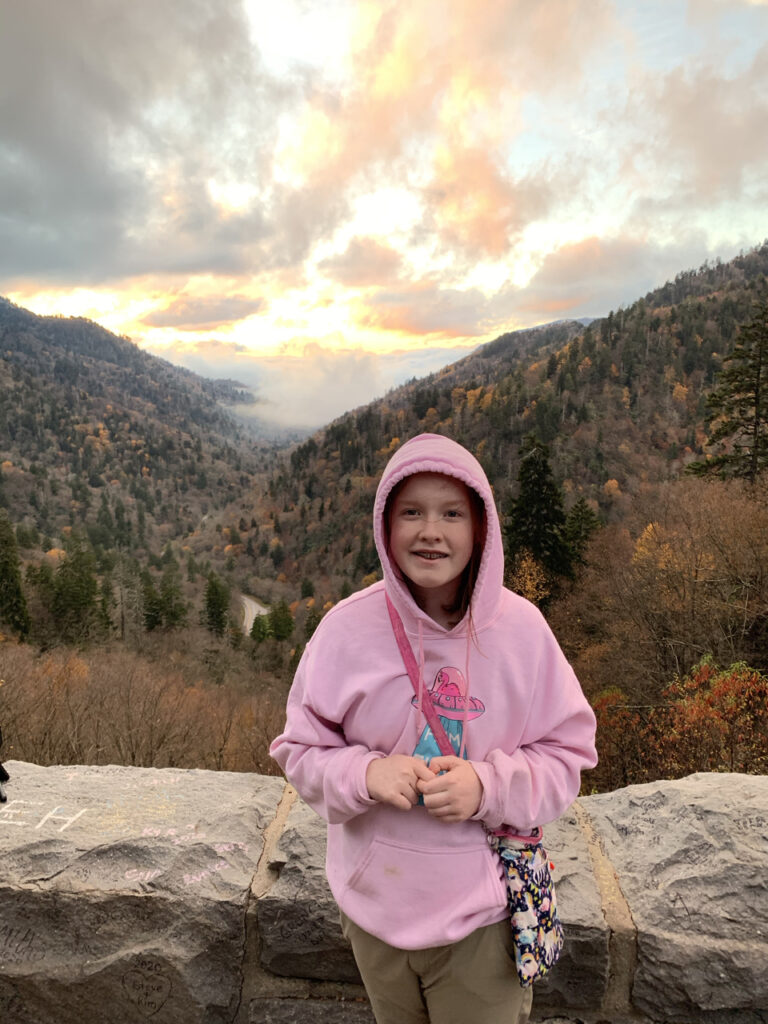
[366,754,482,822]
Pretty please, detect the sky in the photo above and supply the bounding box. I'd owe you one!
[2,0,768,430]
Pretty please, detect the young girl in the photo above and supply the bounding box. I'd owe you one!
[270,433,597,1024]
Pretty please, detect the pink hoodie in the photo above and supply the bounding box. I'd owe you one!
[270,433,597,949]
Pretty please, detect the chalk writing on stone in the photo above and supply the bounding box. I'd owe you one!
[0,799,44,825]
[213,841,249,855]
[122,958,172,1018]
[182,859,230,886]
[0,800,88,832]
[141,825,207,845]
[125,868,164,884]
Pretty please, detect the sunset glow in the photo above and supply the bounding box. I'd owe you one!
[2,0,767,427]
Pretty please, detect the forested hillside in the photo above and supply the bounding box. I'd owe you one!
[247,243,768,601]
[230,243,768,790]
[0,296,267,532]
[2,243,767,788]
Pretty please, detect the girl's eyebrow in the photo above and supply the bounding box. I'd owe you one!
[393,497,469,509]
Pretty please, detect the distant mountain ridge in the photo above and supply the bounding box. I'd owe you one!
[2,239,767,609]
[247,242,768,603]
[0,296,268,555]
[0,296,256,410]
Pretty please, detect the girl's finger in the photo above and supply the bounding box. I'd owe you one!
[428,756,461,773]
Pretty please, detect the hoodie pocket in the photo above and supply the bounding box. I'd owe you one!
[342,837,503,940]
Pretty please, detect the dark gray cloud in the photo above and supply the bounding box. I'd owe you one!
[0,0,297,283]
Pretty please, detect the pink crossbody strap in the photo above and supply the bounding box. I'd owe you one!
[385,593,455,758]
[385,593,543,844]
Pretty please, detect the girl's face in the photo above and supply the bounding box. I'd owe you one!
[388,473,477,603]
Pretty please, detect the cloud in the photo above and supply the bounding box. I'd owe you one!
[0,0,290,283]
[144,336,472,429]
[273,0,618,259]
[499,233,738,321]
[426,149,553,259]
[2,0,767,386]
[357,281,491,337]
[142,296,265,330]
[633,45,768,200]
[319,236,403,286]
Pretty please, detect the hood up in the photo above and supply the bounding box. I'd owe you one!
[373,433,504,634]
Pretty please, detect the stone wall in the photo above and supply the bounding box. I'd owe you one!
[0,762,766,1024]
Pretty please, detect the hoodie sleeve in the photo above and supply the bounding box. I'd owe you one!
[470,606,597,832]
[269,635,382,825]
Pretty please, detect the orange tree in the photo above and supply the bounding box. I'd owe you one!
[586,658,768,792]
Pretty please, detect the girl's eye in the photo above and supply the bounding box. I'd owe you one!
[403,509,421,517]
[444,510,462,519]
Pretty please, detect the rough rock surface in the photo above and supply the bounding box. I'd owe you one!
[248,997,375,1022]
[582,773,768,1023]
[0,760,284,1024]
[258,798,362,983]
[528,808,609,1011]
[2,763,767,1024]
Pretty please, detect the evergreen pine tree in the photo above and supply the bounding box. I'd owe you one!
[141,572,164,632]
[304,605,322,641]
[52,541,99,644]
[204,572,230,637]
[98,573,115,636]
[96,493,114,540]
[689,299,768,483]
[0,510,31,638]
[159,560,187,628]
[268,599,294,641]
[250,613,270,644]
[564,497,601,566]
[505,434,573,583]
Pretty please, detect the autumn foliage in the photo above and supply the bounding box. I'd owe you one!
[588,658,768,792]
[0,641,285,776]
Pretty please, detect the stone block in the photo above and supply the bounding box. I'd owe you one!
[0,760,284,1024]
[257,799,361,983]
[530,807,610,1012]
[581,773,768,1022]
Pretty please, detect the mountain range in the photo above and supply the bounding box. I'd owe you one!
[2,241,768,620]
[2,242,768,782]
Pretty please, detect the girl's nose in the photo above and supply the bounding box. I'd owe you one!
[417,517,443,539]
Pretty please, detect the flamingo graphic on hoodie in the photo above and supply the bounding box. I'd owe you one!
[412,665,485,763]
[270,433,597,951]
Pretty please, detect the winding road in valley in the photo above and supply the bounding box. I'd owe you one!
[240,594,269,636]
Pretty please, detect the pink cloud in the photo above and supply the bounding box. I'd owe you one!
[319,236,403,286]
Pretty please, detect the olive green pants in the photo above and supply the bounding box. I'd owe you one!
[340,913,533,1024]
